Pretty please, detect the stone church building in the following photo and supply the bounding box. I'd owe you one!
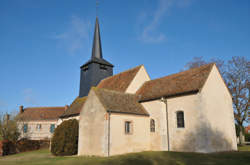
[18,17,237,156]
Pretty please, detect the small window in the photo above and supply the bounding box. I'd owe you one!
[23,124,28,133]
[50,124,55,133]
[125,121,132,134]
[177,111,185,128]
[82,65,88,71]
[150,119,155,132]
[36,124,42,131]
[100,64,107,70]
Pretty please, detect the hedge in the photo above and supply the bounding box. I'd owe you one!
[51,119,79,156]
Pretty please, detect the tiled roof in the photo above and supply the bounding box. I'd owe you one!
[136,63,215,102]
[245,125,250,133]
[60,97,87,118]
[97,65,142,92]
[18,107,65,121]
[93,87,149,116]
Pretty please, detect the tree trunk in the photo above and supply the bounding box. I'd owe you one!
[239,126,245,145]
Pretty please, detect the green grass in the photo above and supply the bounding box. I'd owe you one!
[0,146,250,165]
[238,145,250,151]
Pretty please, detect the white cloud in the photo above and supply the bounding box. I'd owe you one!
[52,15,92,56]
[137,0,192,43]
[23,88,37,105]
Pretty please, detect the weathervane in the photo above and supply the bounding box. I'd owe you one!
[96,0,99,17]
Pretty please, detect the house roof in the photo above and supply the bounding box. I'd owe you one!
[60,97,87,118]
[93,87,149,116]
[245,125,250,133]
[136,63,215,102]
[97,65,142,92]
[18,107,65,121]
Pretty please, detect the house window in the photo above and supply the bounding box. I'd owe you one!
[36,124,42,131]
[50,124,55,133]
[125,121,132,134]
[177,111,185,128]
[23,124,28,133]
[150,119,155,132]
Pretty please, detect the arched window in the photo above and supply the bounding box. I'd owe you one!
[150,119,155,132]
[177,111,185,128]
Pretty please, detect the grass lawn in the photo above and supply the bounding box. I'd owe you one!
[0,146,249,165]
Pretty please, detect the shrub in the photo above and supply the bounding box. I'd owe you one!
[0,140,16,156]
[51,119,79,156]
[245,133,250,142]
[16,138,41,152]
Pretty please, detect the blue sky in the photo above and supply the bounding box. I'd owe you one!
[0,0,249,113]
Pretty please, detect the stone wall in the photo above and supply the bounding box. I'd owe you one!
[109,113,150,155]
[78,90,108,156]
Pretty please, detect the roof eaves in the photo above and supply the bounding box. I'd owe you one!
[107,110,150,117]
[139,90,199,103]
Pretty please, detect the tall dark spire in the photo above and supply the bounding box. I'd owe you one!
[79,17,113,98]
[91,17,102,59]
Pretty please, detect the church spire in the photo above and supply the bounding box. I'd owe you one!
[91,17,103,59]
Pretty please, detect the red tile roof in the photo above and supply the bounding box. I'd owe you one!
[245,125,250,133]
[136,63,215,102]
[60,97,87,118]
[18,107,65,121]
[97,65,142,92]
[93,87,149,116]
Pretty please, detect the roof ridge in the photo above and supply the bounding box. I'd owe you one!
[98,65,143,82]
[144,63,215,84]
[24,106,65,110]
[92,87,137,97]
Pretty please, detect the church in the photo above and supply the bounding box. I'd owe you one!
[18,17,237,156]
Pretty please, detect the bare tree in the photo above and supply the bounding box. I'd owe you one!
[183,57,207,70]
[183,56,225,74]
[0,112,20,142]
[224,56,250,145]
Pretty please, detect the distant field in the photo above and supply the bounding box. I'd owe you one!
[0,146,249,165]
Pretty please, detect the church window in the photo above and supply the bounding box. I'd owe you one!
[82,65,88,71]
[125,121,132,134]
[23,124,28,133]
[36,124,42,131]
[100,64,107,70]
[150,119,155,132]
[177,111,185,128]
[50,124,55,133]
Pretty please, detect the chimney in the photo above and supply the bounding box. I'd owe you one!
[65,105,69,111]
[19,105,24,113]
[4,114,10,123]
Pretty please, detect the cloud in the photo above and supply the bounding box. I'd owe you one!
[23,88,37,105]
[137,0,192,43]
[51,15,92,56]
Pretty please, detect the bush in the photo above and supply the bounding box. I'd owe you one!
[0,140,16,156]
[245,133,250,142]
[51,119,79,156]
[16,138,41,152]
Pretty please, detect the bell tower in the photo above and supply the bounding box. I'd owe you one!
[79,17,113,97]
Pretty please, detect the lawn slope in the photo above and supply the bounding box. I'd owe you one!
[0,148,249,165]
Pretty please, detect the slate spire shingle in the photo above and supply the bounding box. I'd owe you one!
[79,17,113,98]
[92,17,103,59]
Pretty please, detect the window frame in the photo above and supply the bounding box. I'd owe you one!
[176,111,185,128]
[50,124,55,133]
[23,124,28,133]
[36,124,42,131]
[150,119,155,132]
[124,121,133,135]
